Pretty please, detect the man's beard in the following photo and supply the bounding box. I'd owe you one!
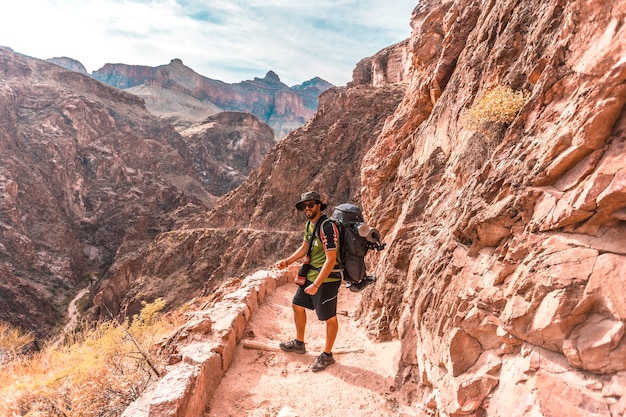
[305,207,319,220]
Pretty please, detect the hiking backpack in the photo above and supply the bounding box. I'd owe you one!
[328,203,385,283]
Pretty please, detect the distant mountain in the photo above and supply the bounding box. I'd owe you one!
[291,76,336,108]
[125,83,224,129]
[46,56,89,76]
[88,59,333,138]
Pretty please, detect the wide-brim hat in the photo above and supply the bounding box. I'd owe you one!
[295,191,327,211]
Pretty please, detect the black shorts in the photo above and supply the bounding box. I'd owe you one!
[292,280,341,321]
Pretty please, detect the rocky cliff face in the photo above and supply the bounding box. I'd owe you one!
[356,0,626,415]
[350,39,413,87]
[92,60,333,138]
[179,112,276,198]
[0,48,273,338]
[0,47,211,338]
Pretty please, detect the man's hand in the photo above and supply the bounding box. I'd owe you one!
[304,283,319,295]
[275,259,289,269]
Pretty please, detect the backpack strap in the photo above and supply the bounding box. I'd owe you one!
[305,215,327,258]
[310,216,343,277]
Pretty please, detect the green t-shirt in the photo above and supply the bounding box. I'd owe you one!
[303,218,341,283]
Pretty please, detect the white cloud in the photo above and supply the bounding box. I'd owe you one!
[0,0,415,86]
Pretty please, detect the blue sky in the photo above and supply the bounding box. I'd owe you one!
[1,0,416,86]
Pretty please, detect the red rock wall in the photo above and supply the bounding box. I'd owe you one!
[350,39,413,87]
[359,0,626,415]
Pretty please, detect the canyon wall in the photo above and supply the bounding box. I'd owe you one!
[179,111,276,196]
[357,0,626,415]
[0,47,204,337]
[350,39,413,87]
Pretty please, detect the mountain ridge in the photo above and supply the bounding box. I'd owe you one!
[47,56,333,138]
[91,59,333,138]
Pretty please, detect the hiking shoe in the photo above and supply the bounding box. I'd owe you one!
[279,339,306,354]
[311,352,335,372]
[348,275,376,292]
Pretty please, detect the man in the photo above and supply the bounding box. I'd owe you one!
[275,191,342,372]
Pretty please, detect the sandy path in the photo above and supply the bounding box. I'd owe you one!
[63,285,90,334]
[207,282,418,417]
[51,285,91,347]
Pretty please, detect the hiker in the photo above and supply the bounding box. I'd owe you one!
[275,191,342,372]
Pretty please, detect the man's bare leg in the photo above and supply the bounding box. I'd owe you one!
[293,304,307,342]
[324,315,338,353]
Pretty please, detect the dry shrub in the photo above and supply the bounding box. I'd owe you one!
[0,299,174,417]
[457,85,527,176]
[0,321,34,363]
[465,85,527,134]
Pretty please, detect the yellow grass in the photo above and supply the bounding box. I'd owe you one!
[466,85,527,133]
[0,322,34,361]
[0,299,177,417]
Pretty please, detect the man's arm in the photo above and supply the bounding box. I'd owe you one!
[276,241,308,269]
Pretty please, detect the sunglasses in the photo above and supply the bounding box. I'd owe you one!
[304,202,318,209]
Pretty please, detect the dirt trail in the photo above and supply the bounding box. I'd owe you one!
[63,286,90,334]
[50,285,91,347]
[207,282,418,417]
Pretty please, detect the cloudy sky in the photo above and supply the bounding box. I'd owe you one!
[1,0,415,86]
